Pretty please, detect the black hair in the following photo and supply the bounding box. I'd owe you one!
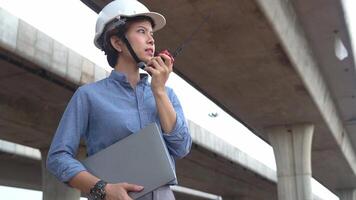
[101,16,155,68]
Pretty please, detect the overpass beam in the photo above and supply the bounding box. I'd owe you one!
[40,149,81,200]
[266,123,314,200]
[337,189,356,200]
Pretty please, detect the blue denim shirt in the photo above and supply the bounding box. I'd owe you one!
[46,70,192,183]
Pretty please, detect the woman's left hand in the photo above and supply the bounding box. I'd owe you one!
[144,53,173,94]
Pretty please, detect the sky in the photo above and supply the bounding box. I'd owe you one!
[1,0,355,199]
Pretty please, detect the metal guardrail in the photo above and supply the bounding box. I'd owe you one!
[171,185,223,200]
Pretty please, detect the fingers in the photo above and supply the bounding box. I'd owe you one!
[150,57,162,69]
[144,66,156,76]
[105,183,136,200]
[156,56,166,68]
[145,56,172,74]
[146,56,162,69]
[145,58,163,76]
[144,59,159,76]
[121,182,144,192]
[159,53,173,71]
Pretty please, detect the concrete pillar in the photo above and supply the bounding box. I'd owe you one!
[40,149,81,200]
[337,189,356,200]
[265,123,314,200]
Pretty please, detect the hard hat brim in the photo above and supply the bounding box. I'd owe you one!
[121,11,166,32]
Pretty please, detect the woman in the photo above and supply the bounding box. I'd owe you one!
[46,0,192,200]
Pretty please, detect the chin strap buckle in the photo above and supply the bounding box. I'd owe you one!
[137,62,146,70]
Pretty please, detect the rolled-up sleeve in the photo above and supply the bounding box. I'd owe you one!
[162,89,192,159]
[46,87,88,183]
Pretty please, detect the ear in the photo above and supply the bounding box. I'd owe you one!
[110,36,123,52]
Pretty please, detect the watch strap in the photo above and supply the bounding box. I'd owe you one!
[89,180,107,200]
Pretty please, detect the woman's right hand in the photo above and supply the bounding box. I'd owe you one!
[105,182,144,200]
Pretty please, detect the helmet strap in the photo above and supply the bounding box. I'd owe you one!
[122,36,147,69]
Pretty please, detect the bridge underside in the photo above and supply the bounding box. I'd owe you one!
[80,0,356,192]
[0,0,355,198]
[0,17,277,199]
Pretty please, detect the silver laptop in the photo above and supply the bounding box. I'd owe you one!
[82,123,176,199]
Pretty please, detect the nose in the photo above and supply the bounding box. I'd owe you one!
[147,34,154,45]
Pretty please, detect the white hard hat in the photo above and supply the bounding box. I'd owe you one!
[94,0,166,50]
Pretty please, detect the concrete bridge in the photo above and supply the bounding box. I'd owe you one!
[0,7,278,200]
[1,0,356,199]
[84,0,356,199]
[81,0,356,199]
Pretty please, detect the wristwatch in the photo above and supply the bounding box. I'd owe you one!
[89,180,107,200]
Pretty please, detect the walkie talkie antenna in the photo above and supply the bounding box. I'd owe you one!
[148,12,211,73]
[172,12,212,58]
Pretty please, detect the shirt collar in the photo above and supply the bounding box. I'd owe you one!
[109,70,149,86]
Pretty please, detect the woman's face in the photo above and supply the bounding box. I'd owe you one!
[125,20,155,63]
